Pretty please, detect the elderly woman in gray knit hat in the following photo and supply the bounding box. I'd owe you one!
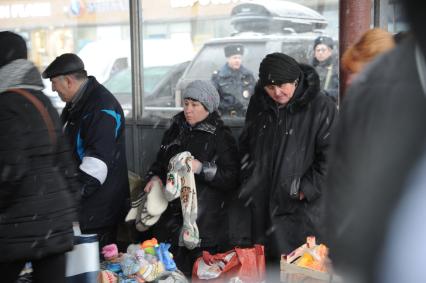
[142,80,240,278]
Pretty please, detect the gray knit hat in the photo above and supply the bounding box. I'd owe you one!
[183,80,220,113]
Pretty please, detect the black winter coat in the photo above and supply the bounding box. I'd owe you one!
[0,59,79,262]
[146,111,239,248]
[238,64,337,257]
[61,76,129,230]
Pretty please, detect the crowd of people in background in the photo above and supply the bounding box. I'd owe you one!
[1,0,426,281]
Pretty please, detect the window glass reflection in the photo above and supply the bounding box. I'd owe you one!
[141,0,339,120]
[0,0,131,116]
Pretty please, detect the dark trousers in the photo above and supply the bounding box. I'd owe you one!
[0,253,66,283]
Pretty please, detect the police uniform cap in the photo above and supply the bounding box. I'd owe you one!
[224,44,244,57]
[313,36,334,50]
[42,53,85,79]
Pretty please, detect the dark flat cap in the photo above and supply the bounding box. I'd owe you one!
[0,31,27,68]
[224,44,244,57]
[42,53,85,79]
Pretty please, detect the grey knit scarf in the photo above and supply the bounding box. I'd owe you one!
[0,59,44,94]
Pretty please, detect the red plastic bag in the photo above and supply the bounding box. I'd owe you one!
[192,245,265,283]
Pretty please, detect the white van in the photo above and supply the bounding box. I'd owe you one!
[45,38,194,114]
[78,38,194,84]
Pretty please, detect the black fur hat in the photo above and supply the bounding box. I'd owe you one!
[224,44,244,57]
[313,36,334,50]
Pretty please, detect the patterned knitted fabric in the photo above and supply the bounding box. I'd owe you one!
[166,151,200,249]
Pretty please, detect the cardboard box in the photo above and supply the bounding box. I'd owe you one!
[280,261,344,283]
[280,260,331,282]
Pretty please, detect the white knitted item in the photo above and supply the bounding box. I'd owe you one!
[146,180,168,216]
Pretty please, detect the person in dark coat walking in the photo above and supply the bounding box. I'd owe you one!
[238,53,337,262]
[341,28,395,87]
[323,2,426,282]
[211,44,256,117]
[143,80,239,277]
[312,36,339,102]
[42,53,130,250]
[0,31,79,283]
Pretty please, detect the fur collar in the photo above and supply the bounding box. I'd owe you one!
[173,111,223,134]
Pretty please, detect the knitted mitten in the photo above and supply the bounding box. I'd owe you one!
[139,261,165,282]
[154,243,177,271]
[146,180,168,216]
[120,254,140,276]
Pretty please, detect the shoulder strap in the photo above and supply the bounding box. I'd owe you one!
[7,88,57,145]
[324,64,333,90]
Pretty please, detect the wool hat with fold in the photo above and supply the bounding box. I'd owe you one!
[183,80,220,113]
[258,52,301,87]
[0,31,27,68]
[224,44,244,57]
[42,53,85,78]
[314,36,334,50]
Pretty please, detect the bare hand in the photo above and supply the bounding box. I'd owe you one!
[299,191,305,200]
[144,176,162,193]
[192,159,202,174]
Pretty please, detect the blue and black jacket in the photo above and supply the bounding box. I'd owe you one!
[61,76,129,230]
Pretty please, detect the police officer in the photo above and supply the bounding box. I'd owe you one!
[42,53,129,250]
[211,44,256,117]
[312,36,339,102]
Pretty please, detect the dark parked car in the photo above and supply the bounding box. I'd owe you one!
[103,61,190,118]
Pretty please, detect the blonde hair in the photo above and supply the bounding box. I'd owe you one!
[342,28,395,74]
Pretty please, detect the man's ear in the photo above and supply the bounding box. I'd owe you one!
[64,75,73,88]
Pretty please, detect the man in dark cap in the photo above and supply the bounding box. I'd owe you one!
[236,52,337,271]
[312,35,339,103]
[43,53,130,250]
[0,31,78,282]
[211,44,256,117]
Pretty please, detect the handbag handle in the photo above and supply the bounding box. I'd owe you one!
[7,88,57,145]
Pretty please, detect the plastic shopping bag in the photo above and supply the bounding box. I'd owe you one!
[192,245,265,283]
[65,224,99,283]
